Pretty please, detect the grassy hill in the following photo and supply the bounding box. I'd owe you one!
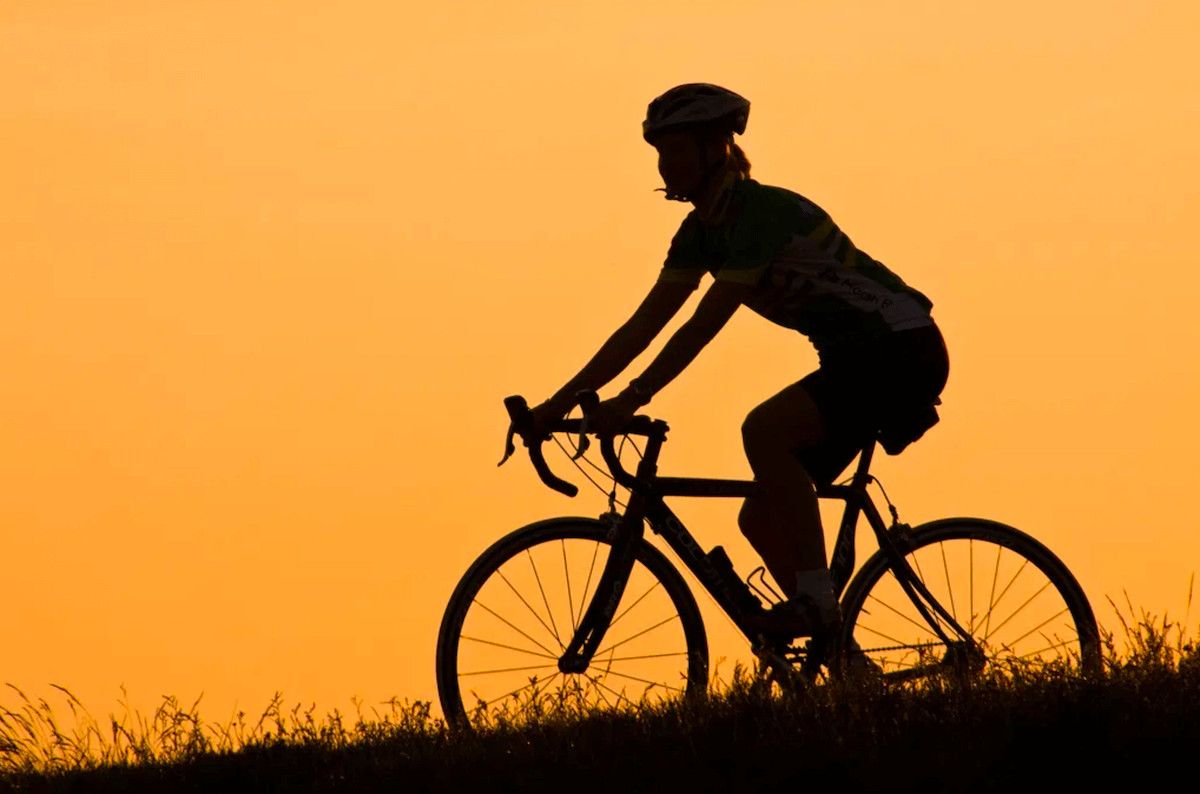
[3,614,1198,793]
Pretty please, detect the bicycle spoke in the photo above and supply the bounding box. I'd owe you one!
[983,579,1053,642]
[603,651,690,663]
[576,541,602,633]
[460,634,559,660]
[855,620,930,649]
[977,558,1031,639]
[526,549,563,648]
[495,569,564,650]
[939,541,957,624]
[459,662,561,678]
[865,591,943,640]
[585,673,640,710]
[562,540,576,633]
[594,614,680,658]
[910,547,929,588]
[589,650,642,709]
[609,578,664,631]
[854,623,916,652]
[583,674,617,710]
[597,668,685,694]
[995,602,1069,649]
[473,600,560,658]
[479,672,562,708]
[901,548,962,636]
[1017,635,1077,660]
[969,538,975,634]
[985,543,1002,639]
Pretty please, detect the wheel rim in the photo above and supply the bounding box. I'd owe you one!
[450,534,697,726]
[845,532,1093,681]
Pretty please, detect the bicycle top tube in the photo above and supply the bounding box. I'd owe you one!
[502,391,879,501]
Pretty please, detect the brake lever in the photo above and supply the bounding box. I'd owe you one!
[500,394,534,466]
[571,418,591,460]
[498,422,517,466]
[571,390,601,460]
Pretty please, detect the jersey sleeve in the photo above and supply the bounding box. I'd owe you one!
[657,213,705,289]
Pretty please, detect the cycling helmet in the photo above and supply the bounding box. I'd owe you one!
[643,83,750,144]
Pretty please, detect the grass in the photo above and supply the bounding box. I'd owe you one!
[2,601,1199,793]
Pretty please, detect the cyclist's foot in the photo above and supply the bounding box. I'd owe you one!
[745,567,842,637]
[743,594,835,638]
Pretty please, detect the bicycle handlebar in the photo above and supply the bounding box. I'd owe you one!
[500,392,649,496]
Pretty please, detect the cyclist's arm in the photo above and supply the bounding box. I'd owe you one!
[619,278,751,404]
[545,278,695,409]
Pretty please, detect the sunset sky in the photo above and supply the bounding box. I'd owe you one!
[3,1,1198,720]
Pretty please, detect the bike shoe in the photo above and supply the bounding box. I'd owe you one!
[743,594,834,638]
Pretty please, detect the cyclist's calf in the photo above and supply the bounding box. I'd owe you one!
[740,403,828,570]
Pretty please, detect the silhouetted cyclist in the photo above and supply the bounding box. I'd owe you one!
[529,83,949,637]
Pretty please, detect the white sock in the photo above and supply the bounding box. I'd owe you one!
[794,568,840,627]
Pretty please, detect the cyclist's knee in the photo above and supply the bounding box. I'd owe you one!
[737,497,767,542]
[741,406,786,465]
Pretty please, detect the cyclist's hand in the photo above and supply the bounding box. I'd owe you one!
[528,396,573,441]
[587,391,640,436]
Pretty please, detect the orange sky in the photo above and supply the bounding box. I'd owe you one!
[3,1,1198,721]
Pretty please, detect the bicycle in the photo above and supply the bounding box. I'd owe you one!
[436,392,1101,728]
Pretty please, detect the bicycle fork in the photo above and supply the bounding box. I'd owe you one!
[555,504,646,674]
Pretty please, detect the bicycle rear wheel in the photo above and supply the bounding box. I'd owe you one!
[436,517,708,728]
[838,518,1101,682]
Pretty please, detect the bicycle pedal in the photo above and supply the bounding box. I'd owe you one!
[751,642,799,674]
[753,652,812,693]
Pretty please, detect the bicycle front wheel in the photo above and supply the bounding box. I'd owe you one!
[436,517,708,728]
[839,518,1101,682]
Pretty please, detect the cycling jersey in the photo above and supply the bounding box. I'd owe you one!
[659,178,934,356]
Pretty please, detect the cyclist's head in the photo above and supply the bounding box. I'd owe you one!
[643,83,750,144]
[643,83,751,201]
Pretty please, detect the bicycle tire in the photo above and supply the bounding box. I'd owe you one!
[838,518,1101,681]
[436,516,708,728]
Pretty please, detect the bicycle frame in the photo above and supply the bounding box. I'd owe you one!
[555,418,978,674]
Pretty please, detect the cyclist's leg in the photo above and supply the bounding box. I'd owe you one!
[737,380,832,596]
[738,361,875,635]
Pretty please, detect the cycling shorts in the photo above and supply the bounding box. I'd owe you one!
[795,323,950,485]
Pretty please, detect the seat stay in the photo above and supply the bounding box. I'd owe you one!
[863,508,978,649]
[876,529,979,649]
[821,440,976,649]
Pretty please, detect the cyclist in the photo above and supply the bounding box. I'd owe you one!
[529,83,949,637]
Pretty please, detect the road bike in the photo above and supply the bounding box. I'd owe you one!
[436,393,1101,728]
